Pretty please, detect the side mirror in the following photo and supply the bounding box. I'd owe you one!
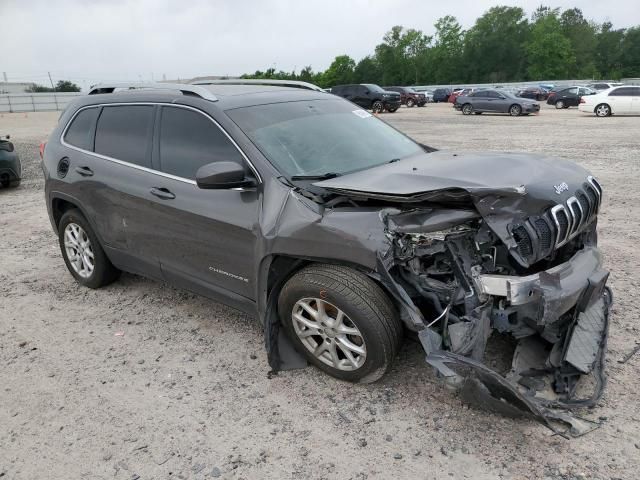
[195,161,255,190]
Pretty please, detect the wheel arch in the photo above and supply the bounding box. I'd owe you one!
[49,193,106,245]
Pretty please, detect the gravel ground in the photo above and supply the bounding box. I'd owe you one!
[1,104,639,480]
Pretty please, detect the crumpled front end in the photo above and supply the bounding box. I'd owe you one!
[382,196,612,436]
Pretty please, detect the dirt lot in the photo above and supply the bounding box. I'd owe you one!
[1,104,639,480]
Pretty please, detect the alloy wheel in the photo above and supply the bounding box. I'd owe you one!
[595,104,610,117]
[64,223,95,278]
[291,298,366,371]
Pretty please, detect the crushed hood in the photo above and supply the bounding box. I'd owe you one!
[315,151,597,267]
[315,151,590,208]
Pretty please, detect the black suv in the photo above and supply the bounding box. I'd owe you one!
[331,84,401,113]
[43,81,611,427]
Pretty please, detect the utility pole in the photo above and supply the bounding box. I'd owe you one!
[48,71,59,110]
[2,72,7,82]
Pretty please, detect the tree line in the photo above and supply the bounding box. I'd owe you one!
[242,5,640,88]
[26,80,81,93]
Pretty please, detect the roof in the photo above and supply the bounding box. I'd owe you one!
[79,82,332,111]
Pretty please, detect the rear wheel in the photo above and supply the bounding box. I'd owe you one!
[58,209,120,288]
[595,103,611,117]
[509,104,522,116]
[555,100,565,109]
[371,101,384,114]
[278,264,402,383]
[462,103,473,115]
[386,107,398,113]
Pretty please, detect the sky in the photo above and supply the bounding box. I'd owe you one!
[2,0,639,89]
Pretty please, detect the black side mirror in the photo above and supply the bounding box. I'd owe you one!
[196,161,255,190]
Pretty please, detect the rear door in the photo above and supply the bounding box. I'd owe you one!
[608,87,634,114]
[91,104,163,277]
[145,105,259,304]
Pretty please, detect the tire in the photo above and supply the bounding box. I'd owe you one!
[509,104,522,116]
[595,103,611,117]
[58,209,120,289]
[461,103,473,115]
[406,98,415,108]
[371,101,384,114]
[278,264,402,383]
[555,100,564,109]
[386,107,398,113]
[9,179,20,188]
[474,112,483,115]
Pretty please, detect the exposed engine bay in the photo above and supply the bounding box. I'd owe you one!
[380,197,611,436]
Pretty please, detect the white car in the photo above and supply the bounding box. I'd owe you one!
[579,86,640,117]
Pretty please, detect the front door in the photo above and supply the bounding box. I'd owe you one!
[143,105,259,305]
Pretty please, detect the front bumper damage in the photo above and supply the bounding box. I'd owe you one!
[418,247,612,437]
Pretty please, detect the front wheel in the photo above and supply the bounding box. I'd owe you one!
[595,103,611,117]
[386,107,398,113]
[278,264,402,383]
[58,209,120,288]
[555,100,565,109]
[509,104,522,116]
[406,99,415,108]
[462,103,473,115]
[371,101,384,114]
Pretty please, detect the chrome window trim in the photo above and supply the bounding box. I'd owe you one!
[60,102,263,185]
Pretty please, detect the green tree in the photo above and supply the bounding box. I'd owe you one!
[525,8,574,79]
[55,80,81,92]
[560,8,598,77]
[462,6,530,83]
[353,56,382,84]
[431,15,464,83]
[320,55,356,87]
[374,26,430,85]
[620,26,640,77]
[595,22,625,78]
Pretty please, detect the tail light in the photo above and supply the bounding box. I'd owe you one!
[39,141,46,159]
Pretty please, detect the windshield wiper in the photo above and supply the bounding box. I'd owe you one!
[290,172,341,180]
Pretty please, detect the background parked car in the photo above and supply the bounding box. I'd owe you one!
[547,86,596,109]
[447,88,464,103]
[432,88,452,102]
[412,87,434,102]
[455,89,540,116]
[383,86,426,107]
[518,87,548,101]
[0,134,21,188]
[586,82,625,91]
[579,86,640,116]
[331,84,401,113]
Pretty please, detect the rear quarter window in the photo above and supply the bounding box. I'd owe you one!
[64,107,100,151]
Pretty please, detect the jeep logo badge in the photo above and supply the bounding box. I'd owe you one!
[554,182,569,194]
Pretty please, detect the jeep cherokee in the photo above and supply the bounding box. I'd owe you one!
[43,81,611,432]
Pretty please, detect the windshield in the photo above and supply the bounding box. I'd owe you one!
[227,99,423,177]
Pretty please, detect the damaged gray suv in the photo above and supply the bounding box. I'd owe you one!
[43,80,611,432]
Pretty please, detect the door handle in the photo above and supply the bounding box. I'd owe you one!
[75,166,94,177]
[150,187,176,200]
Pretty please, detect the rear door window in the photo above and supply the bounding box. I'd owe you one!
[609,87,635,96]
[94,105,154,167]
[158,106,244,180]
[64,107,100,151]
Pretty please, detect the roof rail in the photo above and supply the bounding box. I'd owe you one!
[190,79,325,92]
[87,82,218,101]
